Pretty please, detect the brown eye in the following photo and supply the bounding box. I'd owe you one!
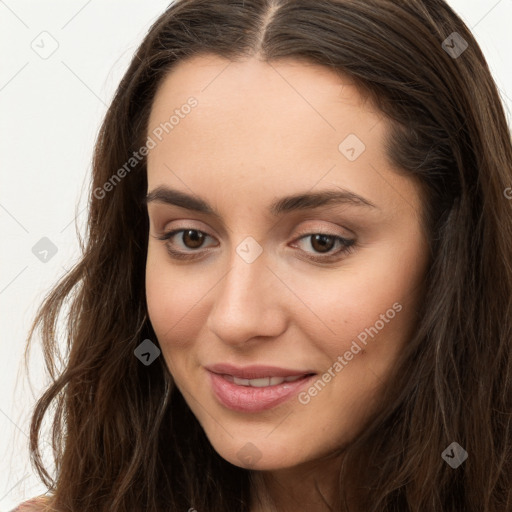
[181,229,205,249]
[157,228,215,259]
[293,232,356,262]
[157,228,355,263]
[309,234,336,253]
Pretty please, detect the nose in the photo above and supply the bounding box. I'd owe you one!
[206,242,288,347]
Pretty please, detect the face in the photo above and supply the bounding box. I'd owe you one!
[145,54,429,471]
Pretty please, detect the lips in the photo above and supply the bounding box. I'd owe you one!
[206,363,317,412]
[206,363,316,380]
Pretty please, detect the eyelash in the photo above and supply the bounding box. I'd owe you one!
[156,227,356,263]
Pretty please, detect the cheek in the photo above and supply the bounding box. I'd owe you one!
[145,231,426,363]
[282,245,425,366]
[145,248,203,349]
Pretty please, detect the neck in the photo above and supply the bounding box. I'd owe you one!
[249,452,345,512]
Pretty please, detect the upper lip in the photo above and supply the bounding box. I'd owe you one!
[206,363,316,380]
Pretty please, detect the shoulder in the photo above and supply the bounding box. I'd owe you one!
[10,495,52,511]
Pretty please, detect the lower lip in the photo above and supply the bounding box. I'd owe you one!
[208,371,315,412]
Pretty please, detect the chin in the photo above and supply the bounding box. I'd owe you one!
[204,427,305,470]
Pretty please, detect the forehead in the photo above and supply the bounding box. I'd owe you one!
[147,53,378,137]
[145,54,422,221]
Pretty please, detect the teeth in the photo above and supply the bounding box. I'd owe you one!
[232,377,251,386]
[229,375,305,387]
[244,377,273,387]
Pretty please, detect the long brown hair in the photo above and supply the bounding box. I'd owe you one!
[25,0,512,510]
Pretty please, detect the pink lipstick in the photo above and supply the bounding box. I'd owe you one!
[206,364,316,412]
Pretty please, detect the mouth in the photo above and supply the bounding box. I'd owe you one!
[221,373,314,387]
[206,362,316,380]
[205,364,317,412]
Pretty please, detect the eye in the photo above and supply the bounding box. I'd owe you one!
[157,228,217,260]
[156,228,356,262]
[291,232,356,262]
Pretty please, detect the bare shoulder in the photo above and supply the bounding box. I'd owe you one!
[11,495,52,511]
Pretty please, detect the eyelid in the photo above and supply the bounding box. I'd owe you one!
[156,223,352,245]
[157,218,353,238]
[293,224,353,240]
[156,227,217,246]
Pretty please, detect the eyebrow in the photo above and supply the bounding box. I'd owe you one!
[144,185,377,217]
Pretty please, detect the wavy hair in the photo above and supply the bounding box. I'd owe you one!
[24,0,512,510]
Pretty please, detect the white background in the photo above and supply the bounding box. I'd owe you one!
[1,1,511,509]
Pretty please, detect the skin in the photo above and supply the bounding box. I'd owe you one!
[145,54,430,511]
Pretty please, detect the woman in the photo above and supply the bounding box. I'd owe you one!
[14,0,512,510]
